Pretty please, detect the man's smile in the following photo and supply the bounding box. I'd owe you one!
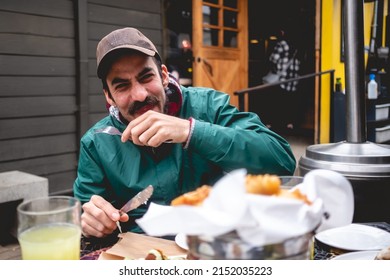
[135,104,155,116]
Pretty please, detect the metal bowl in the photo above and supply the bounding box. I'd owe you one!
[279,176,304,188]
[186,230,315,260]
[186,175,315,260]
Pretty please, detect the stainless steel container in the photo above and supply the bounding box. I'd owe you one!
[299,142,390,222]
[186,230,315,260]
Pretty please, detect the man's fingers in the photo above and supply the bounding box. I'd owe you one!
[119,213,130,223]
[121,128,133,143]
[81,211,115,237]
[81,217,106,238]
[80,195,121,238]
[124,112,179,146]
[90,195,120,221]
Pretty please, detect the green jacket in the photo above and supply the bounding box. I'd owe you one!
[73,86,296,232]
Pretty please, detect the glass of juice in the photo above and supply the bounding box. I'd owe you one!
[17,196,81,260]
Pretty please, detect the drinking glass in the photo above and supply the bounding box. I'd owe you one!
[17,196,81,260]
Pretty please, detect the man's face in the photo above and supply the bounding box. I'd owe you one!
[103,53,169,123]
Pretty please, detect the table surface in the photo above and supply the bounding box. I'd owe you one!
[2,222,389,260]
[71,222,390,260]
[0,242,21,260]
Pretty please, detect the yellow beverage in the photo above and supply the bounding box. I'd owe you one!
[18,223,81,260]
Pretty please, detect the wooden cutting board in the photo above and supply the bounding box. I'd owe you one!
[102,232,187,259]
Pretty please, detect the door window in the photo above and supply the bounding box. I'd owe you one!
[202,0,238,48]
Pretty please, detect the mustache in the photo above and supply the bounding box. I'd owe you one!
[128,96,160,115]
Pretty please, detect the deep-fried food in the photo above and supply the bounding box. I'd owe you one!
[246,174,311,204]
[171,174,312,206]
[278,188,312,205]
[170,185,211,206]
[245,174,281,195]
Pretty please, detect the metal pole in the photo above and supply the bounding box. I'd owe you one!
[344,0,367,143]
[330,70,335,141]
[369,0,378,55]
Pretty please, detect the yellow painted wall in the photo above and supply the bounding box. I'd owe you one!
[320,0,388,143]
[320,0,339,143]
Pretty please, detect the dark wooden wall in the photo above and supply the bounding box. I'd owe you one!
[0,0,163,194]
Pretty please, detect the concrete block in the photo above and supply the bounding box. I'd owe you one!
[0,170,48,203]
[0,171,48,245]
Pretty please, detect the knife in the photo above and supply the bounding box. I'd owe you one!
[116,185,154,233]
[119,185,154,214]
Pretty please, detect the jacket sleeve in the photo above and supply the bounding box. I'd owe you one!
[186,89,296,175]
[73,135,115,204]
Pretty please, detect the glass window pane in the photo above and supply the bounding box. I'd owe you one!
[224,10,237,28]
[223,0,237,9]
[203,5,219,26]
[203,28,219,46]
[224,30,237,47]
[204,0,218,4]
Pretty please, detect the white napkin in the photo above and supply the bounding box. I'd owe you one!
[136,169,354,246]
[303,169,354,233]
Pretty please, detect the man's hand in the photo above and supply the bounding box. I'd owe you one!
[121,110,190,147]
[81,195,129,238]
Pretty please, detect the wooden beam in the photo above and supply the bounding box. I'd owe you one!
[75,0,89,141]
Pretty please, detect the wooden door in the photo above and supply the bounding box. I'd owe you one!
[192,0,248,108]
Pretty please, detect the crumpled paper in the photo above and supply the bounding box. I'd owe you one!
[136,169,354,246]
[98,232,187,260]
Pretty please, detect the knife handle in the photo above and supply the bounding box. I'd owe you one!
[116,221,122,233]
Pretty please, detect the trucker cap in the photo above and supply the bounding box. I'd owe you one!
[96,27,161,79]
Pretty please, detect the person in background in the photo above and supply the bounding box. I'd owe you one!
[73,27,296,241]
[265,28,301,132]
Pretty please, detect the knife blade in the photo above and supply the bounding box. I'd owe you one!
[119,185,154,214]
[116,185,154,233]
